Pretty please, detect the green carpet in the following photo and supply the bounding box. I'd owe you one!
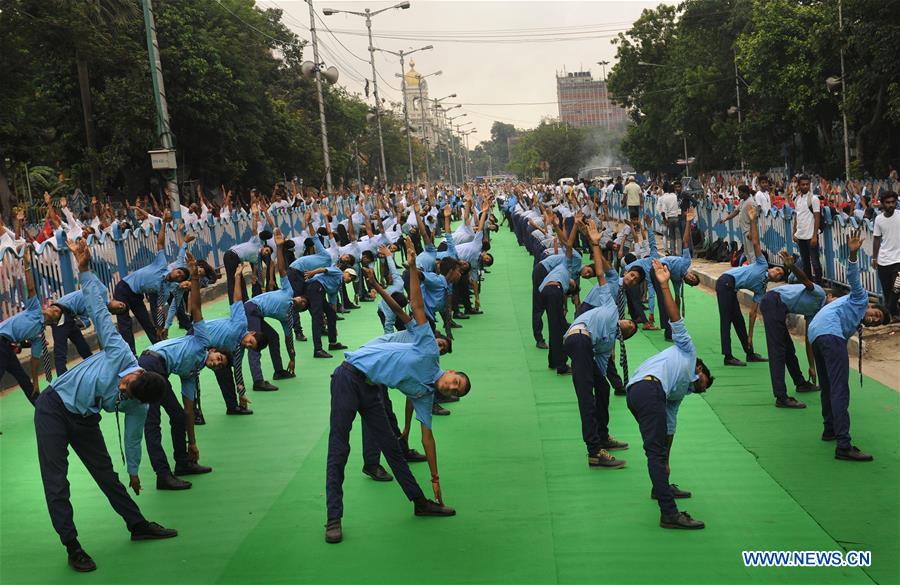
[1,228,897,584]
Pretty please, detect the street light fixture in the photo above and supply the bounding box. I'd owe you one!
[323,2,413,185]
[407,68,441,182]
[380,44,433,183]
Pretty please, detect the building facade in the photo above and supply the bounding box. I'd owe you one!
[402,60,445,149]
[556,70,628,129]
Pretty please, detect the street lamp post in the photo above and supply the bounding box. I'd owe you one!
[379,45,432,183]
[838,0,851,179]
[597,60,610,130]
[305,0,336,193]
[431,95,455,181]
[323,2,411,186]
[675,130,690,176]
[460,128,475,181]
[454,122,472,182]
[447,113,466,185]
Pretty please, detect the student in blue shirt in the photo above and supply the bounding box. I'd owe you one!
[760,252,826,409]
[222,204,274,303]
[715,204,785,366]
[540,213,584,374]
[112,213,190,353]
[807,231,890,462]
[564,221,637,469]
[626,259,715,530]
[375,246,408,334]
[303,264,356,358]
[141,252,230,490]
[240,230,306,391]
[324,237,469,544]
[0,246,55,403]
[33,240,176,573]
[43,290,128,375]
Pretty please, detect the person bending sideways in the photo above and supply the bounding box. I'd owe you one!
[141,252,230,490]
[759,251,825,410]
[564,221,636,469]
[33,240,176,573]
[324,237,470,544]
[715,204,785,366]
[807,231,890,462]
[626,260,714,530]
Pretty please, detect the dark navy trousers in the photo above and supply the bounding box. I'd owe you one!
[139,352,189,475]
[0,339,36,404]
[361,384,408,466]
[51,319,92,376]
[308,281,337,353]
[716,274,750,358]
[760,291,805,400]
[564,333,610,454]
[113,280,160,355]
[532,263,549,343]
[541,285,568,372]
[34,389,145,545]
[325,365,424,520]
[626,380,677,515]
[812,335,852,449]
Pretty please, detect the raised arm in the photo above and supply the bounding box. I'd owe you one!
[156,210,171,251]
[274,229,288,277]
[779,251,814,290]
[585,221,607,287]
[365,267,410,324]
[405,237,427,325]
[185,252,203,323]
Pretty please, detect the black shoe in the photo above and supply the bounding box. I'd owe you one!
[253,381,279,392]
[295,333,308,342]
[453,312,470,320]
[652,483,692,500]
[174,462,213,476]
[414,498,456,517]
[835,446,873,461]
[325,519,342,544]
[775,396,806,409]
[821,430,836,441]
[314,350,333,359]
[535,341,549,349]
[556,366,572,375]
[404,449,428,462]
[130,521,178,541]
[466,309,484,315]
[360,297,374,303]
[67,549,96,572]
[664,335,673,343]
[600,436,629,451]
[588,449,626,469]
[449,321,462,329]
[194,409,206,426]
[723,356,746,367]
[272,369,295,380]
[362,465,394,482]
[612,380,626,396]
[346,303,360,310]
[432,404,451,416]
[660,511,705,529]
[156,473,192,491]
[796,380,819,393]
[226,406,254,415]
[335,315,345,321]
[328,343,348,350]
[746,352,768,363]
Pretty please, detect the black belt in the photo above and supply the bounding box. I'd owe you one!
[341,361,366,380]
[140,350,164,362]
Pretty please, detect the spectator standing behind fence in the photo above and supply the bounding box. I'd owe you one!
[624,177,642,219]
[755,175,772,216]
[657,184,680,255]
[873,191,900,319]
[792,175,822,283]
[717,184,757,263]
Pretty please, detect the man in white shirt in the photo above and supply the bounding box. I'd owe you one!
[754,175,772,215]
[624,177,642,220]
[873,191,900,319]
[792,175,822,283]
[657,184,680,255]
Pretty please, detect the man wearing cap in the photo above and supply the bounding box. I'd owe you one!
[303,263,357,359]
[324,238,470,544]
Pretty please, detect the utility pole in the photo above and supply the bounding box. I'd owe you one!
[365,12,388,183]
[418,83,430,182]
[838,0,851,180]
[141,0,180,218]
[307,0,333,193]
[733,50,745,172]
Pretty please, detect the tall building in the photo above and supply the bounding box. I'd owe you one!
[402,60,444,148]
[556,70,628,129]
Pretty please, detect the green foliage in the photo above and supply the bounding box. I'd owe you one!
[608,0,900,177]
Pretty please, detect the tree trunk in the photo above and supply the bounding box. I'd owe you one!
[0,166,13,225]
[75,49,98,194]
[854,83,886,173]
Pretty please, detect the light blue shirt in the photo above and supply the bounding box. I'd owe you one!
[570,303,619,371]
[345,321,443,428]
[148,320,211,400]
[205,301,248,353]
[54,290,90,322]
[808,260,869,342]
[628,319,698,434]
[771,283,827,318]
[230,235,263,263]
[582,269,621,308]
[122,245,186,296]
[421,272,450,319]
[540,263,572,293]
[0,295,45,358]
[290,236,331,272]
[310,266,343,295]
[379,257,404,334]
[50,272,147,474]
[248,278,295,351]
[661,248,693,285]
[418,243,437,273]
[724,255,769,302]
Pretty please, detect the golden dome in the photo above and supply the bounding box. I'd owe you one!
[404,59,422,88]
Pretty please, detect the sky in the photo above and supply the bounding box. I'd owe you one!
[259,0,666,146]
